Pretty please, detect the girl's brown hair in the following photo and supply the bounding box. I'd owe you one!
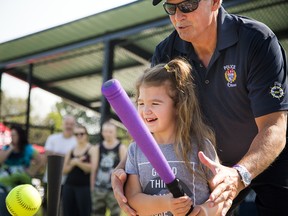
[135,57,216,172]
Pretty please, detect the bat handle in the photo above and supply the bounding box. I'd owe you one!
[166,178,194,215]
[47,155,64,216]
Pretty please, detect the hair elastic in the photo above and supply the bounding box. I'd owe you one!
[164,64,170,71]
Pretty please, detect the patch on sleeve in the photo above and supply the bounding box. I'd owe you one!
[270,82,284,99]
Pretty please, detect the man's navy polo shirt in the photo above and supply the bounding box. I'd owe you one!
[151,7,288,166]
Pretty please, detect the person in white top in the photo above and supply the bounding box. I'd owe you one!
[42,115,77,215]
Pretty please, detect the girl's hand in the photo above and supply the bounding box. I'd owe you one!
[168,193,193,216]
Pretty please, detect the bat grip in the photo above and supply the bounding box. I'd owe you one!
[47,155,64,216]
[166,178,194,215]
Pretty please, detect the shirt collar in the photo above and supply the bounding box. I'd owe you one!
[217,6,238,51]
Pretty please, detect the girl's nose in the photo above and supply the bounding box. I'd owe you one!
[143,106,152,114]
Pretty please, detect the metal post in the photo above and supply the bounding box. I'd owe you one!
[0,72,2,121]
[100,40,115,127]
[26,64,33,138]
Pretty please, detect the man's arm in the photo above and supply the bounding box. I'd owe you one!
[111,155,137,216]
[238,111,287,178]
[200,111,287,215]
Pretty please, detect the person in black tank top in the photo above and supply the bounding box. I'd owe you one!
[91,121,127,216]
[62,124,97,216]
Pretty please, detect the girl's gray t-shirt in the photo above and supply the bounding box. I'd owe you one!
[125,140,218,214]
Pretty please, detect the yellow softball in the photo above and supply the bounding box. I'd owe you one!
[5,184,42,216]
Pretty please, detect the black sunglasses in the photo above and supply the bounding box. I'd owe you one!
[74,132,85,137]
[163,0,201,15]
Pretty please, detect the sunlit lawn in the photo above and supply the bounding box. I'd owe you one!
[35,207,127,216]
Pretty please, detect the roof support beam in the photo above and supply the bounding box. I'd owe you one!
[0,18,170,70]
[25,64,33,138]
[0,72,2,120]
[100,40,116,127]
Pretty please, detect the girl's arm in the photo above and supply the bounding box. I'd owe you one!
[125,174,192,215]
[26,150,43,177]
[0,145,14,164]
[190,200,224,216]
[72,146,96,173]
[90,145,99,191]
[62,150,74,174]
[190,179,224,216]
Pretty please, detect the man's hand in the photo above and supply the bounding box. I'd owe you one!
[111,168,137,216]
[198,151,244,216]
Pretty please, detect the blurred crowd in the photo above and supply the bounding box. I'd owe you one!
[0,116,125,216]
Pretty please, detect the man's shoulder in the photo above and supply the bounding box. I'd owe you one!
[45,133,64,147]
[47,133,63,140]
[227,11,274,39]
[152,30,182,65]
[156,30,178,49]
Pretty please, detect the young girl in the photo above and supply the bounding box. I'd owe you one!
[124,58,222,215]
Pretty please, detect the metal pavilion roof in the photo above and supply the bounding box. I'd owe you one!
[0,0,287,122]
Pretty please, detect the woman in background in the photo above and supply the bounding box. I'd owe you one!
[0,124,42,216]
[62,124,96,216]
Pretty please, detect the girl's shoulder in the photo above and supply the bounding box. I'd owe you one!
[127,142,138,156]
[202,139,219,163]
[127,141,137,150]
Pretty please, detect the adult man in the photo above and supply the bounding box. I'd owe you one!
[42,115,77,215]
[112,0,288,215]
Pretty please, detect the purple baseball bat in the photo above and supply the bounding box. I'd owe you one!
[102,79,193,208]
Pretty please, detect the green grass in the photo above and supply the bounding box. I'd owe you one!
[34,207,127,216]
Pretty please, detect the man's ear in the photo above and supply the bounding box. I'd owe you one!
[211,0,221,10]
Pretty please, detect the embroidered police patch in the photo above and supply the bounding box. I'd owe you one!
[270,82,284,99]
[224,65,237,88]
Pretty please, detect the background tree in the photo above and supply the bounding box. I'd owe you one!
[1,91,129,146]
[1,91,28,124]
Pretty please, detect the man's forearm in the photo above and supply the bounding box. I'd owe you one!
[238,112,287,179]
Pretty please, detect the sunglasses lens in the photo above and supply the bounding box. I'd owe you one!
[163,0,199,15]
[179,0,199,13]
[75,133,85,136]
[163,3,176,15]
